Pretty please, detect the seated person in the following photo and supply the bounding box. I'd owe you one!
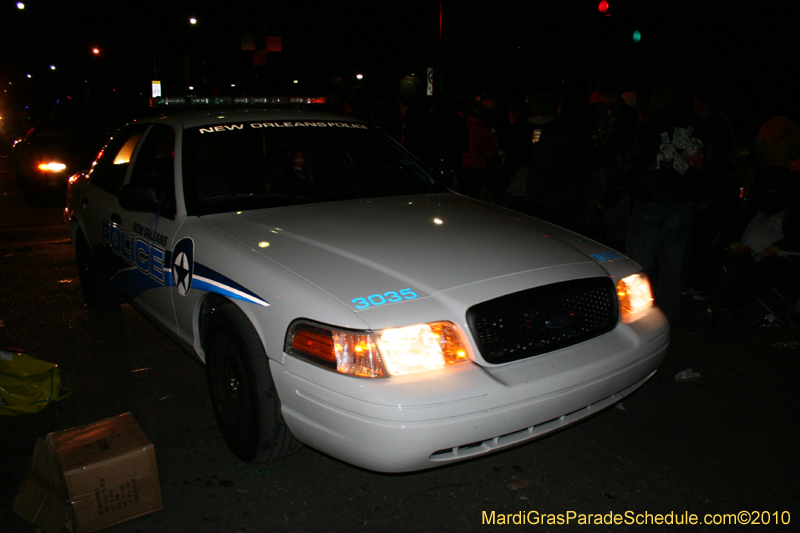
[711,187,800,322]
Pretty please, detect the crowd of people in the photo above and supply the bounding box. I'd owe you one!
[372,84,800,325]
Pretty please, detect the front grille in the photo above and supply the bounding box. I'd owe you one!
[466,277,618,364]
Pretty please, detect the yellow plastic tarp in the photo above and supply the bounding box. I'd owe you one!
[0,351,72,415]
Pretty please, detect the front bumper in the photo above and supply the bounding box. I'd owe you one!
[273,308,669,472]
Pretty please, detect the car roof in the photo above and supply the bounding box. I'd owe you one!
[138,107,365,130]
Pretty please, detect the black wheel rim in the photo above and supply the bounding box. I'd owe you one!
[213,332,254,446]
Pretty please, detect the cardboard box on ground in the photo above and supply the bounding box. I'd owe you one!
[13,412,163,533]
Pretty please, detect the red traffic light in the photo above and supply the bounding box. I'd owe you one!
[598,0,610,14]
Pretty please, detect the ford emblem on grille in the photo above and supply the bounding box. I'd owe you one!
[546,311,574,329]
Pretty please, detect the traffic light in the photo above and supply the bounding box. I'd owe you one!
[598,1,610,15]
[632,30,641,43]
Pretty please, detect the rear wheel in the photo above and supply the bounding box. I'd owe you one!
[205,302,301,463]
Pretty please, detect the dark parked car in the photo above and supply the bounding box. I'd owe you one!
[13,123,107,197]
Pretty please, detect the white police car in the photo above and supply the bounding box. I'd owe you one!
[66,96,669,472]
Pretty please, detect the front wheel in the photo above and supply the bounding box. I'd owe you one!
[204,302,301,463]
[75,233,114,308]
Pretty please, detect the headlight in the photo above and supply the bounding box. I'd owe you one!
[377,322,469,375]
[286,320,470,378]
[37,162,67,172]
[617,273,653,323]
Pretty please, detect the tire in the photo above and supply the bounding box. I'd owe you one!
[75,233,113,308]
[205,303,301,463]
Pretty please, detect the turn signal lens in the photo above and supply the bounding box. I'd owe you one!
[288,322,385,378]
[331,331,384,377]
[617,273,653,323]
[291,328,335,363]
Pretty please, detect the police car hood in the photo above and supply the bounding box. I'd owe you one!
[200,194,616,308]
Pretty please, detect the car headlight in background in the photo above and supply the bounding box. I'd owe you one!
[37,162,67,172]
[616,273,654,323]
[287,320,470,378]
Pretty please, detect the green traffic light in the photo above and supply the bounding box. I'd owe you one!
[633,30,642,43]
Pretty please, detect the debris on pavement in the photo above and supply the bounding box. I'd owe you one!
[675,367,703,383]
[772,341,800,349]
[235,462,276,479]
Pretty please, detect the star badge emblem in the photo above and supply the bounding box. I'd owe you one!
[171,238,194,296]
[174,252,191,295]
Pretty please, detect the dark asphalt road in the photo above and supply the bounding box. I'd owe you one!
[1,156,798,533]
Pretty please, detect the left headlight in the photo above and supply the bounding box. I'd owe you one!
[286,320,470,378]
[37,162,67,172]
[617,272,654,323]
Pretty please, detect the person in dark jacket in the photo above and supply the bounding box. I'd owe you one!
[592,82,641,249]
[600,87,709,321]
[525,92,595,231]
[685,94,741,296]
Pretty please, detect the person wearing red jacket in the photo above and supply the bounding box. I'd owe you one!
[456,98,497,199]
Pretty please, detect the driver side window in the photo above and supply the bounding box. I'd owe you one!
[129,125,176,218]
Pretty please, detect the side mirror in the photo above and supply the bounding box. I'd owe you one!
[119,184,160,212]
[118,184,175,218]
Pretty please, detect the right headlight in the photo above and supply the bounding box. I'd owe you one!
[616,272,654,323]
[286,320,470,378]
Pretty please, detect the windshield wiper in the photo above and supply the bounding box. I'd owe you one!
[203,192,318,203]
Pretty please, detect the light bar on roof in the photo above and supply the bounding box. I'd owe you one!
[150,96,328,107]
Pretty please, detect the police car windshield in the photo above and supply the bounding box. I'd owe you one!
[182,121,446,215]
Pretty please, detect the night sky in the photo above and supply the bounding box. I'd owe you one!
[1,0,799,140]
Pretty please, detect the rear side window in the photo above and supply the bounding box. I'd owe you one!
[90,124,148,194]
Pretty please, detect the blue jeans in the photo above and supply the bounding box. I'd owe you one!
[626,201,693,321]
